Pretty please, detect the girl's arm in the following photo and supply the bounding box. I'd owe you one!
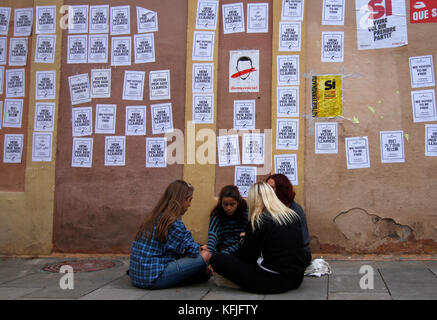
[207,215,220,253]
[165,218,200,256]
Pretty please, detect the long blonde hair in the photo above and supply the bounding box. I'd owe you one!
[247,182,299,230]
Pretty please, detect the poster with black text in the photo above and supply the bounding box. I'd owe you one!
[274,154,298,185]
[36,70,56,100]
[3,134,24,163]
[72,107,92,137]
[72,137,93,168]
[34,102,55,132]
[105,136,126,166]
[146,137,167,168]
[235,166,257,197]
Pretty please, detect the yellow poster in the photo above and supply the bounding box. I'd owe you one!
[312,75,343,118]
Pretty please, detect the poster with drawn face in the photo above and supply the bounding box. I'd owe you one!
[229,50,259,93]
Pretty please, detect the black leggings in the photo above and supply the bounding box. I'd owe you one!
[210,253,303,294]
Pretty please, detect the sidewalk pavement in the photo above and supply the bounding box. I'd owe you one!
[0,255,436,300]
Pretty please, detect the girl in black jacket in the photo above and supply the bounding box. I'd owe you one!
[210,182,307,294]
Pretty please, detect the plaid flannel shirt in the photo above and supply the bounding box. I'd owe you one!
[129,218,200,288]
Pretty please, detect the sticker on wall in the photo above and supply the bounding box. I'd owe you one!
[35,70,56,100]
[355,0,408,50]
[235,166,257,197]
[88,34,108,64]
[95,104,116,134]
[125,106,146,136]
[149,70,171,101]
[274,154,298,185]
[111,36,131,66]
[3,134,24,163]
[229,50,259,93]
[72,107,93,137]
[411,89,437,123]
[277,87,299,117]
[0,101,2,129]
[134,33,155,64]
[72,137,93,168]
[0,37,6,65]
[9,38,28,66]
[409,55,435,88]
[196,0,219,30]
[0,66,3,95]
[192,31,215,61]
[315,122,338,154]
[14,8,33,37]
[110,5,130,35]
[0,7,11,36]
[146,137,167,168]
[234,100,255,130]
[67,35,87,64]
[322,0,345,25]
[311,75,343,118]
[91,69,111,98]
[247,3,269,33]
[277,55,300,86]
[242,133,265,165]
[321,31,344,62]
[410,0,437,23]
[222,3,245,34]
[35,6,56,34]
[279,22,301,52]
[5,68,25,98]
[123,70,145,101]
[35,35,56,63]
[425,124,437,156]
[151,103,174,134]
[32,132,53,162]
[89,5,109,34]
[68,73,91,105]
[34,102,55,132]
[136,7,158,33]
[282,0,305,21]
[68,5,89,34]
[192,63,214,93]
[276,118,299,150]
[2,99,23,128]
[104,136,126,166]
[380,130,405,163]
[193,93,214,124]
[345,136,370,169]
[217,135,240,167]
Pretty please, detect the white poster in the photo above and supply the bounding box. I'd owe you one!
[146,137,167,168]
[277,55,300,86]
[72,107,93,137]
[0,7,11,36]
[247,3,269,33]
[68,5,89,34]
[123,70,145,101]
[35,6,56,34]
[34,35,56,63]
[5,68,25,98]
[32,132,52,162]
[321,31,344,62]
[274,154,298,185]
[110,6,130,35]
[88,34,108,64]
[67,35,87,64]
[0,66,3,94]
[35,70,56,100]
[229,50,259,93]
[242,133,265,165]
[89,5,109,34]
[149,70,171,100]
[193,93,214,124]
[14,8,33,37]
[111,36,131,66]
[235,166,257,197]
[355,0,408,50]
[425,124,437,157]
[411,89,437,123]
[276,118,299,150]
[91,69,111,98]
[9,38,28,66]
[217,135,240,167]
[277,87,299,117]
[192,31,215,61]
[105,136,126,166]
[2,99,23,128]
[68,73,91,105]
[72,137,93,168]
[196,1,219,30]
[136,7,158,33]
[134,33,155,64]
[222,3,245,34]
[380,130,405,163]
[3,134,24,163]
[234,100,255,130]
[409,55,435,88]
[151,103,173,134]
[282,0,304,21]
[279,22,301,52]
[0,101,2,128]
[315,122,338,154]
[192,63,214,93]
[95,104,116,134]
[0,37,7,65]
[126,106,146,136]
[345,136,370,169]
[34,102,55,132]
[322,0,345,25]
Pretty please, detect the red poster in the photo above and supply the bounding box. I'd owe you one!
[410,0,437,23]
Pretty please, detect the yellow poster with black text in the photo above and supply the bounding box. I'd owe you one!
[312,75,343,118]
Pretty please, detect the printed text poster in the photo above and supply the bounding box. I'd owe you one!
[345,136,370,169]
[274,154,298,185]
[235,166,257,197]
[380,130,405,163]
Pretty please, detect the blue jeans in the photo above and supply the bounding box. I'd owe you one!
[151,255,208,289]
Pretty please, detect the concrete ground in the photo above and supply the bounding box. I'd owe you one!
[0,255,436,300]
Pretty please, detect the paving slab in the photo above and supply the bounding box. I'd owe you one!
[202,286,264,300]
[0,287,42,300]
[329,273,388,293]
[264,276,328,300]
[79,288,148,300]
[140,285,212,300]
[328,292,392,300]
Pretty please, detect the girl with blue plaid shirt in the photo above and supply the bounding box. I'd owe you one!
[129,180,211,289]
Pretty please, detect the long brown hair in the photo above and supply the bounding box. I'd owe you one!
[134,180,194,242]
